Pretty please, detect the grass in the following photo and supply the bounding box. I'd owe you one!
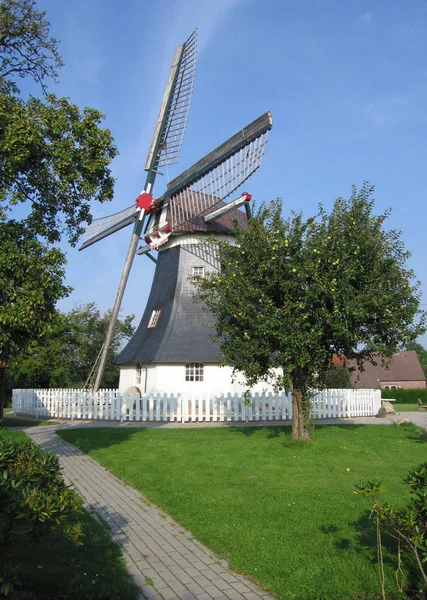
[0,429,139,600]
[1,412,58,427]
[0,428,29,443]
[393,403,422,412]
[59,423,427,600]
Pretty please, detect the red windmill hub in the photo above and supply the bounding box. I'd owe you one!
[135,192,158,213]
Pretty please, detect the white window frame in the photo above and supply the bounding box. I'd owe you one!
[185,363,204,382]
[192,266,205,278]
[147,308,162,329]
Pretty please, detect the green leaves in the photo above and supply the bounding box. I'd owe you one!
[8,303,135,389]
[0,437,82,550]
[0,93,117,245]
[194,184,426,400]
[0,0,63,94]
[356,462,427,588]
[0,220,71,363]
[0,0,118,367]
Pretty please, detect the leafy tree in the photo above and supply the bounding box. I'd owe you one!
[194,184,425,440]
[0,0,117,245]
[405,341,427,378]
[0,0,118,415]
[0,221,71,362]
[324,365,353,389]
[8,304,135,389]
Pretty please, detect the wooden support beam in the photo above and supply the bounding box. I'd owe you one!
[204,193,251,222]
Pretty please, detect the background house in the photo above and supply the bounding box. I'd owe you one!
[350,351,426,389]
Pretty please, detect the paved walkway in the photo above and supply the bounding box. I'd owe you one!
[23,413,427,600]
[26,426,275,600]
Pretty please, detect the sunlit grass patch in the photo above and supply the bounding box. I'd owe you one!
[59,423,427,600]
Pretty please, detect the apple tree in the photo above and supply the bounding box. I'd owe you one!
[194,184,426,440]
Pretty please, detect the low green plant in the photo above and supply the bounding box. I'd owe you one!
[0,437,82,551]
[355,462,427,598]
[381,388,427,404]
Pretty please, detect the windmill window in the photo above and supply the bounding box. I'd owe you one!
[185,363,204,382]
[136,363,143,384]
[192,266,205,277]
[147,308,162,328]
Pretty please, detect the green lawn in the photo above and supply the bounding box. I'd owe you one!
[0,429,139,600]
[1,412,58,427]
[393,404,420,412]
[0,428,29,443]
[58,424,427,600]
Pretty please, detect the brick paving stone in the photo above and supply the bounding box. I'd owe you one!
[26,427,276,600]
[176,571,194,585]
[223,590,252,600]
[203,585,228,598]
[211,578,238,591]
[229,582,252,594]
[186,581,205,596]
[193,574,215,588]
[158,588,179,600]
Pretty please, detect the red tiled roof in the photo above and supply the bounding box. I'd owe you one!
[167,191,248,234]
[349,351,426,388]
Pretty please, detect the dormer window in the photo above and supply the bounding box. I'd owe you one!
[147,308,162,328]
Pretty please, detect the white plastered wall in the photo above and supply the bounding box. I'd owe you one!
[119,363,276,396]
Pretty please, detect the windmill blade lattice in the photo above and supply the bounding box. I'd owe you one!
[80,204,137,250]
[164,111,272,230]
[145,29,197,171]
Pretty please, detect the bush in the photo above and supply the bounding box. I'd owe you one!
[0,437,82,550]
[355,462,427,595]
[381,388,427,404]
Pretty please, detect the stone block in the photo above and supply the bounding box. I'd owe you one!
[377,401,396,417]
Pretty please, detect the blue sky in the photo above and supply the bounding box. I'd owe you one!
[36,0,427,345]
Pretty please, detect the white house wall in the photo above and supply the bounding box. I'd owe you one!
[118,363,276,396]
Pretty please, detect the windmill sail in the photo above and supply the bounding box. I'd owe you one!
[87,31,198,392]
[78,29,197,253]
[161,111,272,230]
[79,205,137,250]
[145,29,197,171]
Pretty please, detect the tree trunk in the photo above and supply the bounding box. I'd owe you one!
[292,389,310,441]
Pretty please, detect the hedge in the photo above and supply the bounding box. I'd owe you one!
[381,388,427,404]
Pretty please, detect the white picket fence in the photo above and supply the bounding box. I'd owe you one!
[12,388,382,423]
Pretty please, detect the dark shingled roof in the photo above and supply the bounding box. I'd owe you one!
[116,244,223,365]
[117,196,249,366]
[349,351,426,388]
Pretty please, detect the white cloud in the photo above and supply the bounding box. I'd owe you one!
[356,11,373,23]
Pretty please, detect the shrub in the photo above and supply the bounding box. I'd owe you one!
[0,437,82,550]
[355,462,427,597]
[381,388,427,404]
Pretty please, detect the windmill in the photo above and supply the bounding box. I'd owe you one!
[80,30,273,392]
